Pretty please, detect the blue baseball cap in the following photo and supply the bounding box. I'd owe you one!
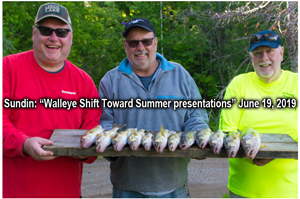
[122,18,155,37]
[249,30,282,52]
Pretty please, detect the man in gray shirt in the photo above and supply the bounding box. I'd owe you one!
[99,17,209,198]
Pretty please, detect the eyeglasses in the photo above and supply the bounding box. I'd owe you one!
[35,26,71,38]
[250,33,279,43]
[125,37,155,48]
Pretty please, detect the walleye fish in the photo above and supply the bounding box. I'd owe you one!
[223,130,241,158]
[95,124,126,152]
[209,130,225,154]
[179,130,197,150]
[195,128,213,149]
[112,128,137,151]
[168,132,183,152]
[128,129,146,151]
[240,127,262,159]
[80,125,104,148]
[154,126,175,153]
[141,131,154,151]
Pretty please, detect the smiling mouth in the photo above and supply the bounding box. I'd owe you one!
[135,53,148,57]
[258,63,271,67]
[46,45,60,49]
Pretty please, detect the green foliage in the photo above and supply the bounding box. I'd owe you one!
[3,1,297,129]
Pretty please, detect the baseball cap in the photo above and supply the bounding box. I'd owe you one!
[122,18,155,37]
[35,3,71,25]
[249,30,282,52]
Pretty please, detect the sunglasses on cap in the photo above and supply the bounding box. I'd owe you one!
[250,33,279,43]
[125,37,155,48]
[35,26,71,38]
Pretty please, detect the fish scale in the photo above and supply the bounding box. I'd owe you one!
[179,131,197,150]
[128,129,146,151]
[154,126,175,153]
[240,127,262,159]
[112,128,137,151]
[80,125,104,148]
[95,124,126,152]
[195,128,213,149]
[168,132,183,151]
[141,131,154,151]
[209,130,225,154]
[223,130,241,158]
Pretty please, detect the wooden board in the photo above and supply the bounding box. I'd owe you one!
[43,129,298,159]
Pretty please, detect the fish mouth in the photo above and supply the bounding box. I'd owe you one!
[168,145,176,151]
[212,143,221,154]
[96,144,107,153]
[247,149,255,159]
[155,145,164,153]
[199,142,206,149]
[144,145,151,151]
[81,140,92,149]
[228,150,236,158]
[130,144,138,151]
[113,143,124,151]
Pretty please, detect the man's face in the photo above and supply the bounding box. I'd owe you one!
[123,27,158,76]
[250,46,284,83]
[32,17,73,69]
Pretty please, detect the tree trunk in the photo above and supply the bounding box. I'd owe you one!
[286,1,298,73]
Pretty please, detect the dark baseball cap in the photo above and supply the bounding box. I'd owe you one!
[122,18,155,37]
[35,3,71,25]
[249,30,282,52]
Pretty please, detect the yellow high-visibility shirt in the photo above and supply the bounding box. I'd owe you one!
[219,70,298,198]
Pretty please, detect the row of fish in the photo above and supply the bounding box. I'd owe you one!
[80,125,262,159]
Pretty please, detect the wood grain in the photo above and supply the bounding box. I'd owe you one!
[43,129,298,159]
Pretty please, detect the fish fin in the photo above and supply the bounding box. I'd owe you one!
[112,123,126,129]
[231,131,237,139]
[174,134,178,138]
[160,125,165,137]
[260,144,266,148]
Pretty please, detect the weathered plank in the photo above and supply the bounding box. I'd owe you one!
[43,129,298,159]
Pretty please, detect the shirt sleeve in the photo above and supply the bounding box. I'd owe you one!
[183,77,209,131]
[78,74,102,164]
[98,74,115,130]
[219,81,243,132]
[79,75,102,130]
[2,57,29,157]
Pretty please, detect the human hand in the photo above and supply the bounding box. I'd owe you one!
[23,137,57,161]
[252,158,274,166]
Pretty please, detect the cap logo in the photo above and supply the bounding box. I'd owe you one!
[43,4,62,14]
[129,19,144,25]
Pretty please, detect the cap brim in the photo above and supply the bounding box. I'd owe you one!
[250,40,280,52]
[123,25,154,37]
[35,15,70,25]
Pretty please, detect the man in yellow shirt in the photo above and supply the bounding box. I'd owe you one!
[219,30,298,198]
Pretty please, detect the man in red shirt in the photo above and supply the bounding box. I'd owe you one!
[3,3,101,197]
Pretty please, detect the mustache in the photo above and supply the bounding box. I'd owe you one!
[134,51,149,56]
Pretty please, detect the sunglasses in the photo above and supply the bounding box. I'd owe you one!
[125,37,155,48]
[35,26,71,38]
[250,33,279,43]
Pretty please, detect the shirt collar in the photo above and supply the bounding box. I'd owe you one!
[118,52,176,75]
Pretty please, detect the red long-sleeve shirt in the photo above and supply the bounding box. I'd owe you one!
[3,50,102,197]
